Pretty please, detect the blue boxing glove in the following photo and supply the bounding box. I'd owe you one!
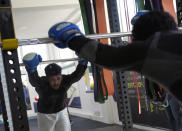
[78,60,88,66]
[131,10,150,25]
[23,53,42,73]
[48,22,84,48]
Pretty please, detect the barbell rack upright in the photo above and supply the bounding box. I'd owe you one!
[0,0,30,131]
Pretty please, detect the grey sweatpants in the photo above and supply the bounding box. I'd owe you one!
[37,108,71,131]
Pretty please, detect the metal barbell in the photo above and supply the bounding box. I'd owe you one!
[0,32,132,49]
[19,58,81,66]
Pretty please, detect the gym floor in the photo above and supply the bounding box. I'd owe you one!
[0,116,145,131]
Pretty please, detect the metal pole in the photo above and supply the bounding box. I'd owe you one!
[0,32,132,47]
[87,31,131,39]
[19,58,80,66]
[0,49,13,131]
[0,1,30,130]
[107,0,133,130]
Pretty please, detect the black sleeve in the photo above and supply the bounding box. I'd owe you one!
[64,64,87,89]
[69,36,149,72]
[26,69,41,89]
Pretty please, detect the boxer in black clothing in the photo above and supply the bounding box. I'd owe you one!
[23,53,87,131]
[48,11,182,102]
[131,11,182,131]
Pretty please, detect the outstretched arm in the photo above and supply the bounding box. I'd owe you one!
[69,36,148,71]
[48,22,149,72]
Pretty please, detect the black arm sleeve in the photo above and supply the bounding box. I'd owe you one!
[69,37,149,72]
[26,69,41,89]
[64,64,87,90]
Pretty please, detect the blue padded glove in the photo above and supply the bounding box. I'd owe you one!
[23,53,42,73]
[131,10,150,25]
[48,22,84,48]
[78,60,88,66]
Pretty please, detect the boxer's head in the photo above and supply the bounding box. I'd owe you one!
[45,63,62,90]
[132,11,177,41]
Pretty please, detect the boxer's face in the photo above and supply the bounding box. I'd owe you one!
[48,74,62,90]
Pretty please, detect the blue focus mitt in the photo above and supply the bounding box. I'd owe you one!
[48,22,84,48]
[23,53,42,73]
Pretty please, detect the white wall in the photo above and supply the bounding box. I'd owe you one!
[12,6,81,39]
[12,0,78,8]
[12,5,82,62]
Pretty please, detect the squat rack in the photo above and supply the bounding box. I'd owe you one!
[0,0,133,131]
